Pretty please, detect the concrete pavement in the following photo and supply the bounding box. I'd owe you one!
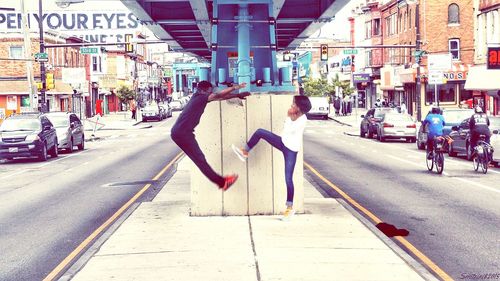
[61,157,436,281]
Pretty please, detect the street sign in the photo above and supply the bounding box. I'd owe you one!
[34,52,48,62]
[428,71,445,84]
[343,49,358,55]
[80,47,99,54]
[34,52,48,59]
[428,54,452,71]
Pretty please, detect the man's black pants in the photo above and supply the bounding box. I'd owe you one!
[171,132,225,187]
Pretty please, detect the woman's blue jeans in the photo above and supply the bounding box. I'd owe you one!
[246,128,297,207]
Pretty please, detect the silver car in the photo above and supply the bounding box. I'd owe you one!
[45,112,85,153]
[489,117,500,166]
[376,112,417,142]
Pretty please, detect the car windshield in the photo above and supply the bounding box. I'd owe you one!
[171,101,181,105]
[47,116,69,128]
[374,108,394,117]
[443,110,473,123]
[0,118,41,131]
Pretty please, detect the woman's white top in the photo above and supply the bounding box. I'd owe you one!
[281,114,307,152]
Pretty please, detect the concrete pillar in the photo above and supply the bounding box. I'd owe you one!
[236,4,251,92]
[218,68,226,84]
[178,71,183,94]
[190,94,304,216]
[198,67,209,82]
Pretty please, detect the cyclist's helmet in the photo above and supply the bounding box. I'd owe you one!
[474,106,483,113]
[430,105,441,114]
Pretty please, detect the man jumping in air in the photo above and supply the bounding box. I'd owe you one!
[171,81,250,191]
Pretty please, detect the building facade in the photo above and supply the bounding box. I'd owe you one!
[465,0,500,115]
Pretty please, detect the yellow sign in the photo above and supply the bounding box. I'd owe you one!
[46,73,55,90]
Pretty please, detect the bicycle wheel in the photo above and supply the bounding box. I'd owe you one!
[481,154,488,174]
[426,152,434,171]
[472,153,480,171]
[435,152,444,174]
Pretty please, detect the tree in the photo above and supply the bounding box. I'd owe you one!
[115,85,136,103]
[302,77,334,97]
[330,74,355,97]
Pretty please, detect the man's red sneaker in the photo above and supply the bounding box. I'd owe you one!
[221,174,238,191]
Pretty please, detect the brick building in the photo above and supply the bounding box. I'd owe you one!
[0,31,89,121]
[378,0,475,119]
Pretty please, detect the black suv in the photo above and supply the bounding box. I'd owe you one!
[0,113,58,161]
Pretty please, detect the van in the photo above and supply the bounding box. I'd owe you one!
[306,96,330,120]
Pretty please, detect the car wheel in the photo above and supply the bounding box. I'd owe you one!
[67,139,74,153]
[39,144,48,161]
[448,142,457,157]
[466,143,473,161]
[417,139,425,150]
[360,126,365,138]
[78,136,85,151]
[368,129,373,139]
[49,142,58,158]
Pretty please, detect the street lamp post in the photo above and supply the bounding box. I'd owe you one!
[38,0,47,112]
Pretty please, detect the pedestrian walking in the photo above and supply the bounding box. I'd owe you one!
[231,95,312,220]
[334,97,341,116]
[129,99,137,119]
[171,81,250,191]
[400,101,407,114]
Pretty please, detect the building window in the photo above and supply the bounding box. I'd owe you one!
[426,83,457,104]
[9,46,23,59]
[92,56,98,72]
[449,39,460,60]
[373,18,381,35]
[365,20,372,39]
[409,9,412,29]
[448,3,460,24]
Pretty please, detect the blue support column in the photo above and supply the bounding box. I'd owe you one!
[236,4,251,92]
[178,71,183,94]
[198,67,209,82]
[172,69,177,92]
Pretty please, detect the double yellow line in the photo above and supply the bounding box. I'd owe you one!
[304,161,453,281]
[43,152,184,281]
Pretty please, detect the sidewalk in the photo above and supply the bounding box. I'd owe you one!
[329,105,366,136]
[62,157,436,281]
[83,111,148,132]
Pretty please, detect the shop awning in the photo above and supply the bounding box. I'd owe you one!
[465,65,500,90]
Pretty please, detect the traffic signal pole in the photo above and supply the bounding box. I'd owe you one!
[38,0,47,112]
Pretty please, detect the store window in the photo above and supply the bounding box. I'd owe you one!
[373,18,381,36]
[449,39,460,60]
[448,3,460,24]
[425,82,458,104]
[458,83,473,107]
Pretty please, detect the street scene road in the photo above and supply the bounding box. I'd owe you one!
[0,116,181,281]
[303,118,499,280]
[1,113,498,280]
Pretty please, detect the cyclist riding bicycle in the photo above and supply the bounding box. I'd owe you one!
[469,106,491,154]
[423,106,445,160]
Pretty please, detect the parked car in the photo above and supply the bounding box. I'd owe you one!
[490,117,500,166]
[306,97,330,119]
[142,104,163,121]
[0,113,58,161]
[375,112,416,142]
[45,112,85,153]
[158,103,172,118]
[416,108,474,150]
[170,100,183,111]
[360,107,396,138]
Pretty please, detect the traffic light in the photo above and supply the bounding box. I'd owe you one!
[46,73,55,90]
[125,34,134,53]
[320,44,328,61]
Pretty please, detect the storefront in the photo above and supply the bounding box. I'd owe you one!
[465,65,500,115]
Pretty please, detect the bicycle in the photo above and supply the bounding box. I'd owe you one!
[472,135,494,174]
[426,136,447,174]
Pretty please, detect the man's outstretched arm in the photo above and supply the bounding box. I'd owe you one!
[208,83,249,102]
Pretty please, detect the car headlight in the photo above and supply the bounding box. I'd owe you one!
[25,134,41,142]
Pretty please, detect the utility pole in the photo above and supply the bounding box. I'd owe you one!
[38,0,47,112]
[21,0,37,111]
[415,1,422,121]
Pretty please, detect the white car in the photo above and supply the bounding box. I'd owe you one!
[170,100,183,111]
[306,96,330,120]
[489,116,500,166]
